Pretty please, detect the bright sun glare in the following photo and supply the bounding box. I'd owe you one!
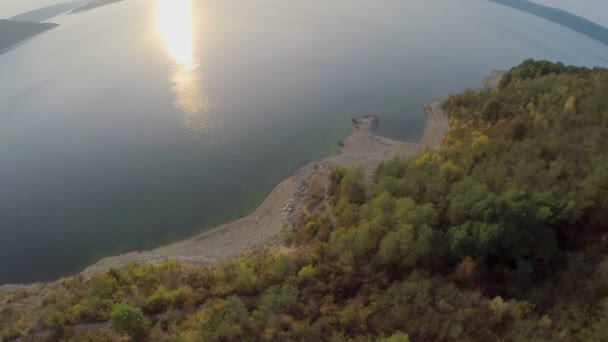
[156,0,212,132]
[156,0,195,67]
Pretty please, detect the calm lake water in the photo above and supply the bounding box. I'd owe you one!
[1,0,608,283]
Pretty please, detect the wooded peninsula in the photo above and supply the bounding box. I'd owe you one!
[2,60,608,342]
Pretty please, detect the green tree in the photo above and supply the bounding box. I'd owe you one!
[144,286,172,314]
[340,168,366,204]
[199,296,251,341]
[378,331,410,342]
[377,223,434,269]
[43,309,67,329]
[110,303,151,341]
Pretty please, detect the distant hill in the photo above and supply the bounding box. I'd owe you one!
[0,20,58,54]
[489,0,608,46]
[71,0,125,13]
[10,2,81,23]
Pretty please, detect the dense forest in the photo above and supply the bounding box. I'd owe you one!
[1,60,608,341]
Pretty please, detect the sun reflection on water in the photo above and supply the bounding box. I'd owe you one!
[156,0,212,133]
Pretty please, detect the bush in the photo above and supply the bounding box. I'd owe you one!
[43,309,67,329]
[378,331,410,342]
[110,303,150,341]
[144,286,172,314]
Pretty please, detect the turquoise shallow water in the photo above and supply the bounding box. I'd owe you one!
[0,0,607,283]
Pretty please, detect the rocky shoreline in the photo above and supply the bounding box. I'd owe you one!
[0,103,449,291]
[76,103,448,277]
[482,70,507,89]
[0,72,504,291]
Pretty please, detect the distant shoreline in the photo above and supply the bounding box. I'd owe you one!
[0,72,504,291]
[70,0,126,13]
[489,0,608,47]
[0,20,58,55]
[0,0,126,56]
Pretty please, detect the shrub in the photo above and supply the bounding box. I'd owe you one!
[110,303,150,341]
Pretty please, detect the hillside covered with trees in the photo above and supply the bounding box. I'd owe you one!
[1,60,608,341]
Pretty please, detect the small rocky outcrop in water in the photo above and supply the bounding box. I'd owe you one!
[351,115,380,135]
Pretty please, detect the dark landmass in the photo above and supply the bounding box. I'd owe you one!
[71,0,126,13]
[489,0,608,46]
[2,60,608,341]
[10,2,81,23]
[0,20,58,54]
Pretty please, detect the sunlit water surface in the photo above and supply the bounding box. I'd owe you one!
[1,0,608,283]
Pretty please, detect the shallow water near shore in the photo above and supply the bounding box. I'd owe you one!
[1,0,608,284]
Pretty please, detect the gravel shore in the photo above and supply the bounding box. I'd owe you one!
[3,71,507,289]
[482,70,507,89]
[0,103,448,290]
[79,102,449,276]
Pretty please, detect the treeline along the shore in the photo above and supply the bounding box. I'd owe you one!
[2,60,608,341]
